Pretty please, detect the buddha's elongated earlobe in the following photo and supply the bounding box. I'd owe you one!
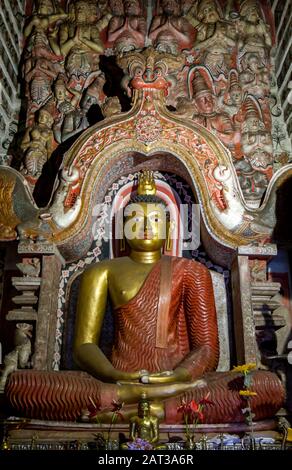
[120,234,126,252]
[166,220,174,251]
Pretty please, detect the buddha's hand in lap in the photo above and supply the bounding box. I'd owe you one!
[140,367,192,384]
[113,370,144,382]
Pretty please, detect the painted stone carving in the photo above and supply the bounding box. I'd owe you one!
[239,52,270,98]
[107,0,146,53]
[180,0,276,203]
[190,69,238,151]
[23,0,66,55]
[186,0,236,52]
[0,323,33,391]
[240,97,273,171]
[49,166,82,229]
[149,0,195,53]
[237,0,272,57]
[51,74,78,143]
[23,30,64,121]
[20,103,55,180]
[101,96,122,118]
[117,47,185,106]
[9,0,290,201]
[59,0,110,92]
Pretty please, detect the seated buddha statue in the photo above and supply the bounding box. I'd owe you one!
[129,393,159,444]
[5,172,284,423]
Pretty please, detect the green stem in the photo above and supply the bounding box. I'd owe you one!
[107,412,117,443]
[185,414,190,439]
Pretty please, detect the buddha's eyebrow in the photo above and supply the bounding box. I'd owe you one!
[125,209,144,217]
[147,210,161,216]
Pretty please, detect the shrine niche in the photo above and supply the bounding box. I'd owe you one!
[0,0,292,451]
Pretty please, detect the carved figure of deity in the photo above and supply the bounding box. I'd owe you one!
[239,52,270,98]
[128,394,159,444]
[186,0,236,52]
[191,70,237,150]
[107,0,146,53]
[101,96,122,118]
[235,157,269,202]
[221,70,244,125]
[60,74,106,141]
[20,104,55,179]
[149,0,195,53]
[237,0,272,58]
[23,8,64,117]
[240,97,273,173]
[24,0,67,55]
[51,74,77,143]
[59,0,110,91]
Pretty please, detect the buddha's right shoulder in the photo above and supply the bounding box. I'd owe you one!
[81,258,125,277]
[81,260,110,277]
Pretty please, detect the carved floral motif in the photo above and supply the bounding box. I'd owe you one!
[135,115,162,144]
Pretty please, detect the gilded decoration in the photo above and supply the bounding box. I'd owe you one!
[0,175,20,240]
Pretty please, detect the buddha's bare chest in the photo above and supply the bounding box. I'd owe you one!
[108,265,154,307]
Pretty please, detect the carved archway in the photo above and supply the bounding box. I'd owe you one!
[52,89,269,266]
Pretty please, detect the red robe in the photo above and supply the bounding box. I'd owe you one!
[6,258,284,423]
[111,257,219,378]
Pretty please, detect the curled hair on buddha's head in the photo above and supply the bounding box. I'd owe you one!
[128,170,168,208]
[124,171,170,221]
[129,193,167,206]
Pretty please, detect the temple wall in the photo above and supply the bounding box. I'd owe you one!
[0,0,25,165]
[272,0,292,141]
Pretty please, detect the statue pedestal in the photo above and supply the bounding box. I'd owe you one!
[3,417,279,450]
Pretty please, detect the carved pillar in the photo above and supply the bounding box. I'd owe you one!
[231,253,258,364]
[231,245,283,365]
[34,254,62,370]
[18,242,63,370]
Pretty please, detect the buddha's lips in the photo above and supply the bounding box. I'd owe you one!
[143,232,154,240]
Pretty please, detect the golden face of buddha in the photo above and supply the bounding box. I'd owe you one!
[138,400,150,417]
[124,202,167,253]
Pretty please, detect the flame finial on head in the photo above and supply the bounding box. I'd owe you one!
[137,171,157,196]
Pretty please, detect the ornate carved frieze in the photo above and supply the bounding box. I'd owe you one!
[10,0,289,206]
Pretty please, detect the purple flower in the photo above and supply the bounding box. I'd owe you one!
[127,438,153,450]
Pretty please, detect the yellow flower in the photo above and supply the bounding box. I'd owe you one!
[232,363,257,374]
[239,390,257,397]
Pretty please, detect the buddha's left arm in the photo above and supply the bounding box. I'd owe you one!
[177,261,220,380]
